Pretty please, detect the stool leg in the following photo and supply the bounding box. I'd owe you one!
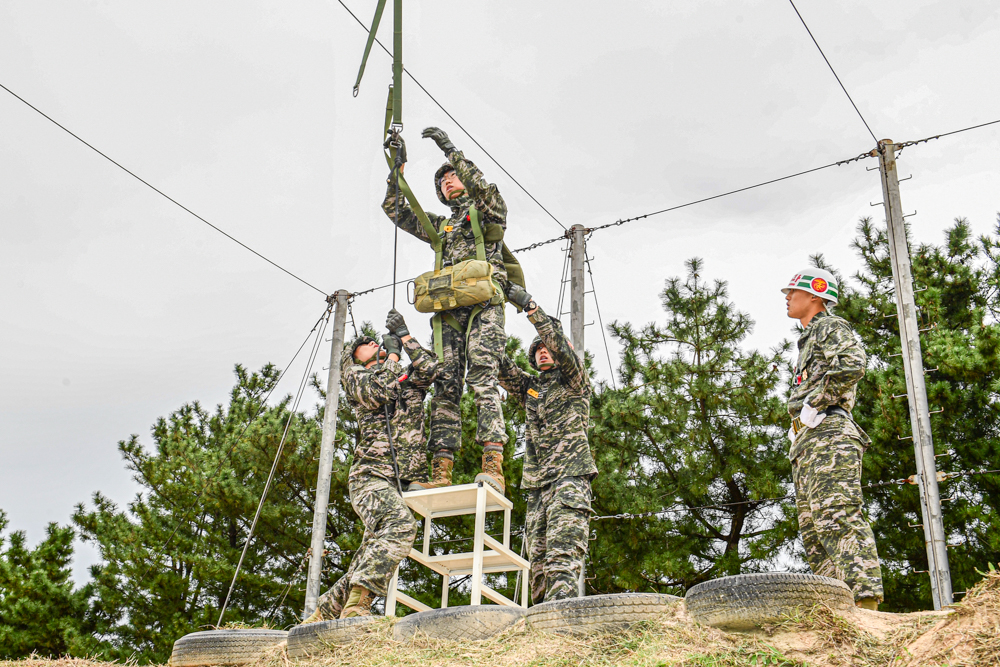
[471,483,487,605]
[386,565,399,617]
[441,574,450,608]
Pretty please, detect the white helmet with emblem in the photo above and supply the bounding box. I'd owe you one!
[781,268,839,304]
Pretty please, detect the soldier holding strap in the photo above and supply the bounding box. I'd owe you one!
[499,286,598,603]
[303,309,442,623]
[783,268,883,611]
[383,127,511,494]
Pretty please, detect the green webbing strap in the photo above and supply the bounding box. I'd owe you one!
[392,0,402,126]
[432,313,464,362]
[382,88,442,270]
[468,206,487,262]
[353,0,389,97]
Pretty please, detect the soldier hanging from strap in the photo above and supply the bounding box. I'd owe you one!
[302,310,443,623]
[383,127,511,494]
[499,286,597,603]
[783,268,883,611]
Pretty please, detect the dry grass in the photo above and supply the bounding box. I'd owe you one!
[6,570,1000,667]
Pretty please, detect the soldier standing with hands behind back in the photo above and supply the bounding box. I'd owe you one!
[783,268,883,611]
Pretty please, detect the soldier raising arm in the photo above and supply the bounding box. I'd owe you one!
[381,127,511,495]
[499,286,597,603]
[783,268,883,611]
[302,310,441,624]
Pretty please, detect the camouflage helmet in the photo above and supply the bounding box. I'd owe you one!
[434,162,460,206]
[527,317,565,371]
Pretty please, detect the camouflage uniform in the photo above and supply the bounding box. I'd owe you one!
[498,306,597,603]
[383,150,509,453]
[788,310,883,602]
[315,338,442,617]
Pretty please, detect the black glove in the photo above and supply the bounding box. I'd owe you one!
[383,132,407,167]
[422,126,456,154]
[386,308,410,338]
[382,334,402,359]
[506,283,535,310]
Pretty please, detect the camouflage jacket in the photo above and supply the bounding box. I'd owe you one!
[788,310,870,459]
[382,150,508,288]
[342,338,442,483]
[498,306,597,489]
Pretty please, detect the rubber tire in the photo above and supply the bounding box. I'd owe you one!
[685,572,855,630]
[526,593,682,635]
[286,616,379,658]
[393,605,525,642]
[169,629,288,667]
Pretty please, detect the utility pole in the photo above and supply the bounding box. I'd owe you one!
[877,141,953,609]
[303,290,350,618]
[568,224,587,597]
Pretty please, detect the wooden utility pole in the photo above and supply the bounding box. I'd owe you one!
[877,141,953,609]
[569,224,587,597]
[303,290,350,618]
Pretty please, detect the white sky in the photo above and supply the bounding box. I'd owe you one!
[1,1,997,583]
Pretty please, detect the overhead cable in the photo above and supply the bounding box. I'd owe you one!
[139,302,334,584]
[334,0,567,232]
[0,81,327,297]
[895,118,1000,150]
[785,0,878,144]
[218,305,332,625]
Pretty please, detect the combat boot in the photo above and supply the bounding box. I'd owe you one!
[339,585,376,619]
[407,452,454,490]
[301,607,324,624]
[474,444,505,495]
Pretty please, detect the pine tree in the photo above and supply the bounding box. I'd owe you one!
[588,259,796,594]
[74,364,357,662]
[837,216,1000,611]
[0,511,96,658]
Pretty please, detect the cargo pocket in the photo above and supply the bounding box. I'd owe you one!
[557,477,593,516]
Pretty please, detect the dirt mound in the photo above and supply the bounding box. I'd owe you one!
[4,571,1000,666]
[896,566,1000,667]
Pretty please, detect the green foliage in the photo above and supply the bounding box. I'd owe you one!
[0,510,96,658]
[837,216,1000,611]
[588,258,797,594]
[73,364,358,662]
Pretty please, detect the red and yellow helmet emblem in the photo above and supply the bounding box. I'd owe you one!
[810,277,828,293]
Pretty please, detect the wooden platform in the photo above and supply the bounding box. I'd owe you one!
[385,482,529,615]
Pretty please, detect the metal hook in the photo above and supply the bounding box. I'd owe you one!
[899,174,913,182]
[353,85,360,98]
[903,210,918,218]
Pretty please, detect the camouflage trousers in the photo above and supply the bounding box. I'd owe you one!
[525,475,592,604]
[430,303,508,453]
[316,473,418,618]
[792,432,883,602]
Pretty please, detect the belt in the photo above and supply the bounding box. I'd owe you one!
[791,406,850,436]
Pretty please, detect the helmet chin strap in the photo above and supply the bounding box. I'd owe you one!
[537,361,555,371]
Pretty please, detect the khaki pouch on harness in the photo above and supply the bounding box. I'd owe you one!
[413,259,500,313]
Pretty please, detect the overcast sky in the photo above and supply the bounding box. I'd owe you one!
[2,1,998,583]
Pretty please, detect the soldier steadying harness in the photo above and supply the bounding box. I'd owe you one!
[500,287,598,603]
[783,268,883,611]
[303,311,443,623]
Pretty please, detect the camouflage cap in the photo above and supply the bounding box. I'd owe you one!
[528,317,565,371]
[342,335,376,372]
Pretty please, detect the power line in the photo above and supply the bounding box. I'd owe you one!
[139,303,333,583]
[0,81,328,297]
[584,249,617,390]
[219,304,332,625]
[786,0,878,144]
[334,0,566,232]
[895,118,1000,150]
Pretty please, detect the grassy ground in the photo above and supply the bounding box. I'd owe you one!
[5,568,998,667]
